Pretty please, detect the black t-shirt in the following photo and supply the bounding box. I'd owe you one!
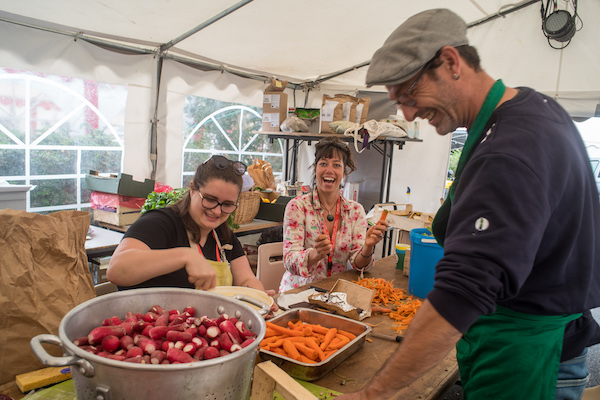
[118,208,245,290]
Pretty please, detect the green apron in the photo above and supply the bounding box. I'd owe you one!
[457,306,581,399]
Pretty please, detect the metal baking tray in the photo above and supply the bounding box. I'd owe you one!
[259,308,371,381]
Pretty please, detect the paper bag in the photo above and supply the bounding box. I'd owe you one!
[0,209,96,385]
[248,159,275,190]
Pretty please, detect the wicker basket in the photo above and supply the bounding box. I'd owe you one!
[233,191,261,225]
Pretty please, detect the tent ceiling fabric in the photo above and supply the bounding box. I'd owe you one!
[0,0,598,116]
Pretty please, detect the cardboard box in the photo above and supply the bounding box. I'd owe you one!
[308,279,375,321]
[93,207,141,226]
[261,78,288,132]
[84,172,154,198]
[255,195,294,222]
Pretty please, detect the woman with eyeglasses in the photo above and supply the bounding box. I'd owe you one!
[107,156,276,308]
[279,137,389,292]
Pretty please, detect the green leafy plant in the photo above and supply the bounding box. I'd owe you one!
[141,187,239,230]
[141,188,188,214]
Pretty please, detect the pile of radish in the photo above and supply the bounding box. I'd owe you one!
[73,304,257,364]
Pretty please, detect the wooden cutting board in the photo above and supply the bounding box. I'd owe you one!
[274,380,343,400]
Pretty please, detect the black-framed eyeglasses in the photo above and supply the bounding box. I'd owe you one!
[204,155,247,176]
[392,62,432,109]
[197,190,238,214]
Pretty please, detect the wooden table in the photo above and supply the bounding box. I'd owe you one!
[85,225,124,284]
[234,218,282,236]
[282,255,459,399]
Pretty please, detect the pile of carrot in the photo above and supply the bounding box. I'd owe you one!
[260,320,356,364]
[354,277,423,334]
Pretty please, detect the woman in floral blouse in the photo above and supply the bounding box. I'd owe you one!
[279,137,389,292]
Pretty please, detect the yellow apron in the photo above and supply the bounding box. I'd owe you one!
[189,230,233,287]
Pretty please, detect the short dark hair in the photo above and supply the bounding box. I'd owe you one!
[170,157,243,243]
[428,45,481,74]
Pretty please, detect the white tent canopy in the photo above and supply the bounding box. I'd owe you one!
[0,0,598,213]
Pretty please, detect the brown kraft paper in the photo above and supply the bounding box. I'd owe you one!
[0,209,96,385]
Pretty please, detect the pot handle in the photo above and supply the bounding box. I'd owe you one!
[30,334,95,378]
[232,294,270,315]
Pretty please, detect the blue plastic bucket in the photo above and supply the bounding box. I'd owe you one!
[408,228,443,298]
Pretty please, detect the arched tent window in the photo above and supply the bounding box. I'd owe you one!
[0,69,126,212]
[182,97,284,188]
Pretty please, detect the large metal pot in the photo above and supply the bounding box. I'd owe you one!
[30,288,266,400]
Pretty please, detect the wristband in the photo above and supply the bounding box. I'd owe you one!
[360,248,374,258]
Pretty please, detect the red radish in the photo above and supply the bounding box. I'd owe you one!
[235,321,256,340]
[80,345,99,354]
[73,336,89,346]
[209,339,221,350]
[169,315,185,324]
[202,317,218,328]
[240,339,255,348]
[167,348,195,363]
[193,346,208,360]
[191,336,208,348]
[135,313,144,320]
[149,326,170,340]
[230,344,242,352]
[216,314,229,325]
[203,346,220,360]
[217,332,234,352]
[120,335,134,350]
[150,350,166,364]
[120,322,134,336]
[101,335,121,352]
[219,320,242,344]
[184,326,198,337]
[137,337,157,354]
[143,312,159,323]
[162,341,174,352]
[97,352,126,361]
[182,342,197,355]
[88,326,126,344]
[197,325,207,337]
[219,349,230,357]
[125,312,136,320]
[142,324,154,337]
[166,331,192,342]
[102,318,112,326]
[132,320,146,332]
[182,306,195,317]
[155,311,169,327]
[150,305,164,315]
[125,346,143,358]
[168,309,179,315]
[161,359,170,365]
[124,357,145,363]
[206,326,221,339]
[110,316,122,325]
[174,340,186,349]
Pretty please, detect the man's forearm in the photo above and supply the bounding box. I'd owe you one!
[359,300,463,399]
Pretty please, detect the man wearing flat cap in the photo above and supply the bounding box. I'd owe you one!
[338,8,600,400]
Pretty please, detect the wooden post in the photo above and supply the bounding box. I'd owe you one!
[251,361,317,400]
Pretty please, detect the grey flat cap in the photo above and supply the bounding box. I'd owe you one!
[366,9,468,87]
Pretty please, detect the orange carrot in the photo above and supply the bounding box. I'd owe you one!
[282,339,301,361]
[337,329,356,341]
[294,342,318,360]
[266,322,304,337]
[379,210,388,223]
[320,328,338,351]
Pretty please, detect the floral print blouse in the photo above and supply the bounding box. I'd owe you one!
[279,190,372,292]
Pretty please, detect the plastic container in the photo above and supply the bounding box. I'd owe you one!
[408,228,443,298]
[395,244,410,270]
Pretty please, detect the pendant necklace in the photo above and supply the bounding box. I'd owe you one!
[323,198,339,222]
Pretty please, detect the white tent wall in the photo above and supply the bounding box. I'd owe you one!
[159,61,267,187]
[0,20,156,182]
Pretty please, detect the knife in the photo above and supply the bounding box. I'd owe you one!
[370,332,403,342]
[309,286,329,293]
